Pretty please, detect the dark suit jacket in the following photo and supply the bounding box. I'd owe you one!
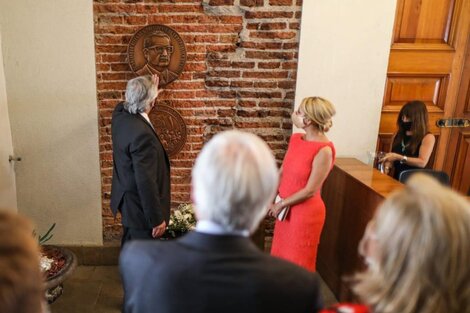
[120,231,323,313]
[110,102,170,229]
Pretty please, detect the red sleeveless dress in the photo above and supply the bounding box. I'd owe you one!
[271,133,335,272]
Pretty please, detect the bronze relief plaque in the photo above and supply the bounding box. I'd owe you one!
[149,105,187,157]
[128,25,186,88]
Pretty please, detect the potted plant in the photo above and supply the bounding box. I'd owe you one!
[36,223,77,304]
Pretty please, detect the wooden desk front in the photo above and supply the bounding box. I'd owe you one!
[318,158,402,300]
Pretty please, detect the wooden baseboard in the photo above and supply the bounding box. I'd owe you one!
[60,228,268,266]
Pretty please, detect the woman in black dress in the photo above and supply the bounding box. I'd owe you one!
[380,100,435,180]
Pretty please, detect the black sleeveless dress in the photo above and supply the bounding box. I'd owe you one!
[391,134,421,180]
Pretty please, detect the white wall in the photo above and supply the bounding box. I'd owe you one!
[0,29,17,211]
[0,0,103,245]
[295,0,397,163]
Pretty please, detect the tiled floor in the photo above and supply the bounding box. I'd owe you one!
[50,266,337,313]
[50,266,123,313]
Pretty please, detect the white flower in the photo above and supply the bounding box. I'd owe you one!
[166,204,197,236]
[40,256,54,272]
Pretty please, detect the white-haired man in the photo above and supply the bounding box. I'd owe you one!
[120,130,323,313]
[111,75,170,245]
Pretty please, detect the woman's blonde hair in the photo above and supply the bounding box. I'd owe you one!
[300,96,336,132]
[353,175,470,313]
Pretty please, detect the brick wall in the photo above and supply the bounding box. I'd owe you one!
[94,0,303,242]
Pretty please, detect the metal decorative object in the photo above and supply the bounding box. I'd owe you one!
[43,246,77,304]
[149,105,187,156]
[436,118,470,128]
[128,24,186,88]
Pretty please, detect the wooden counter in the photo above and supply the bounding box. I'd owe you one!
[318,158,402,300]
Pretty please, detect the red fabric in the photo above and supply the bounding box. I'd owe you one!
[320,303,370,313]
[271,133,335,272]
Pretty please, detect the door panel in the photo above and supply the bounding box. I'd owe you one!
[450,133,470,193]
[395,0,456,44]
[0,32,17,211]
[383,75,449,111]
[388,50,454,72]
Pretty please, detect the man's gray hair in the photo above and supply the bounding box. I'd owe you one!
[124,75,157,114]
[192,130,279,233]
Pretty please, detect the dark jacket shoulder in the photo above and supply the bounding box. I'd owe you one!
[120,233,323,313]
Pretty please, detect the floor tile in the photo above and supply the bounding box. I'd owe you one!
[92,266,122,283]
[50,280,101,313]
[68,266,96,281]
[94,281,123,313]
[50,265,336,313]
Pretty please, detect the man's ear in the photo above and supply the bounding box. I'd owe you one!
[143,48,149,60]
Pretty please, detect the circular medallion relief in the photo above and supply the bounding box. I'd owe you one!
[149,105,187,156]
[128,24,186,88]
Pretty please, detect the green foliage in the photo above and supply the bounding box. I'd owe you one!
[33,223,56,245]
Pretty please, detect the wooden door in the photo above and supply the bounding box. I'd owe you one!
[0,32,17,210]
[443,40,470,194]
[377,0,470,191]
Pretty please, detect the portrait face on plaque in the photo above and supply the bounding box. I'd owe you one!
[128,25,186,88]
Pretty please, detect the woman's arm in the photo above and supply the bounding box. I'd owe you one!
[406,134,435,167]
[268,146,333,217]
[382,134,397,174]
[267,165,283,206]
[380,134,435,168]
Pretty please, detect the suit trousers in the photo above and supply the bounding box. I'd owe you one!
[121,227,153,246]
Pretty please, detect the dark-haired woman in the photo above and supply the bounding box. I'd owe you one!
[380,100,435,180]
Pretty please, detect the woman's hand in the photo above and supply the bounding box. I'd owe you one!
[267,202,284,218]
[379,152,401,163]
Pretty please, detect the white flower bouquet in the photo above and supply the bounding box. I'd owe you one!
[166,203,196,238]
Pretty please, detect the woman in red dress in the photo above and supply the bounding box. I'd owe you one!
[268,96,336,272]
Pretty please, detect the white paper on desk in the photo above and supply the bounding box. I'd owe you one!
[275,194,290,221]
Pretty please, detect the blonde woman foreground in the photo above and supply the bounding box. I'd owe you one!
[323,174,470,313]
[268,96,336,272]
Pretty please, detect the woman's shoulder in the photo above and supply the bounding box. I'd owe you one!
[314,143,335,166]
[423,132,435,140]
[421,132,436,147]
[317,142,334,153]
[317,140,335,154]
